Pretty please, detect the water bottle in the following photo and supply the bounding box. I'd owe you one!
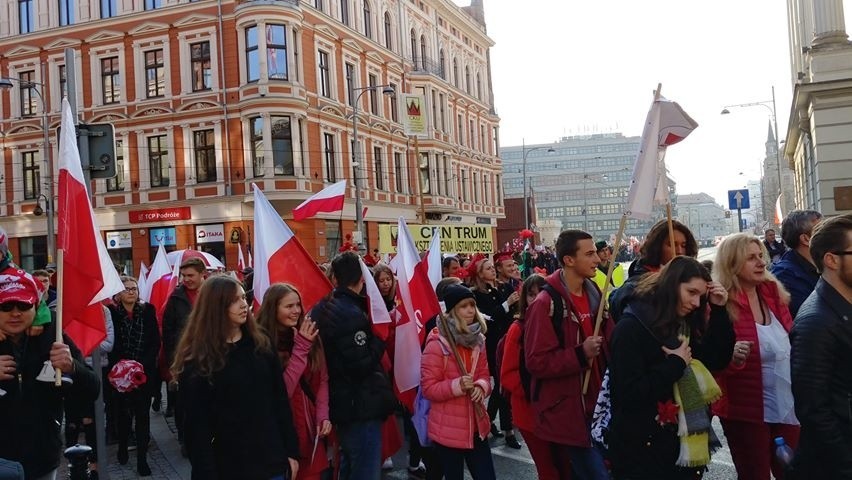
[774,436,794,467]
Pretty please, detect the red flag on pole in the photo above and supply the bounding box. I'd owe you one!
[57,98,125,356]
[292,180,347,221]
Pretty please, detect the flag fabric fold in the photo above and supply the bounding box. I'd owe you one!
[253,184,332,311]
[237,243,247,281]
[626,96,698,220]
[57,98,125,356]
[774,194,784,224]
[425,229,442,290]
[292,180,347,221]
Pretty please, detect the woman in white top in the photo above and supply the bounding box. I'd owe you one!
[712,233,800,480]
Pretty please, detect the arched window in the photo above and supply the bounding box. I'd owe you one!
[465,65,471,93]
[439,49,446,79]
[419,35,427,70]
[363,0,372,38]
[384,11,392,50]
[476,72,482,99]
[410,29,417,65]
[453,57,458,86]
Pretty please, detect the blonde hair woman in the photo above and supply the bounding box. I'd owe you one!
[712,233,800,480]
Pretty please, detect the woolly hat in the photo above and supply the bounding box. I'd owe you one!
[595,241,610,252]
[443,284,475,313]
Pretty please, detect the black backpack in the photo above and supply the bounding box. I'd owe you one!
[518,284,565,402]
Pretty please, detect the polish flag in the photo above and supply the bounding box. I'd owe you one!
[425,228,442,290]
[137,262,149,302]
[236,243,247,281]
[626,94,697,220]
[360,257,392,340]
[247,244,253,268]
[774,194,784,224]
[392,217,441,393]
[253,184,332,311]
[57,98,125,356]
[147,243,180,320]
[292,180,347,221]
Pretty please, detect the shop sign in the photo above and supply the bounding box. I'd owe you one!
[129,207,192,224]
[106,231,132,250]
[378,224,493,254]
[149,227,177,247]
[476,217,492,225]
[196,224,225,244]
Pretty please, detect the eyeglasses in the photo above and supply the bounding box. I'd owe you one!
[832,251,852,256]
[123,287,138,292]
[0,301,35,312]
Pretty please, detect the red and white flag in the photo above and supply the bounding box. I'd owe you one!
[774,193,784,224]
[292,180,347,221]
[147,243,180,320]
[392,217,441,393]
[360,257,392,341]
[247,244,253,268]
[137,262,149,303]
[425,228,442,290]
[57,98,125,356]
[626,95,698,220]
[253,184,332,311]
[236,243,247,281]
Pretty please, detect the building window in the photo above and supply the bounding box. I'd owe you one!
[292,28,301,82]
[410,29,417,65]
[190,41,212,91]
[19,237,47,273]
[389,82,398,122]
[393,152,403,193]
[19,0,33,33]
[194,129,216,183]
[100,0,116,18]
[323,133,336,182]
[384,12,392,50]
[22,151,40,200]
[420,152,430,194]
[101,57,120,104]
[271,116,294,176]
[419,35,427,70]
[431,91,437,130]
[250,117,264,177]
[148,135,169,187]
[315,0,322,11]
[106,140,124,192]
[318,50,331,97]
[368,74,378,114]
[19,71,37,117]
[58,65,67,99]
[266,24,288,80]
[245,26,260,82]
[439,49,445,79]
[476,72,482,100]
[457,114,464,145]
[373,146,383,190]
[452,58,458,87]
[340,0,349,26]
[144,0,161,9]
[465,66,471,93]
[363,0,372,38]
[473,172,479,203]
[58,0,74,26]
[438,93,446,131]
[345,62,355,107]
[145,49,165,98]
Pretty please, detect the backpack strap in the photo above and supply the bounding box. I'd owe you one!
[541,284,565,348]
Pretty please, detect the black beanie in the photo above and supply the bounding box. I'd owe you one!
[443,284,475,313]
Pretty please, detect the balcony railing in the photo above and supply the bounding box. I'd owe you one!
[409,56,445,79]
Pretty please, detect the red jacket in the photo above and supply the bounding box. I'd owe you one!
[523,271,613,447]
[712,281,793,423]
[420,328,492,449]
[499,320,534,431]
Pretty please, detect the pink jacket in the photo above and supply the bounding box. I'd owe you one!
[284,334,330,476]
[420,328,492,449]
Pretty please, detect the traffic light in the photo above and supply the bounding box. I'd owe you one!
[82,123,117,179]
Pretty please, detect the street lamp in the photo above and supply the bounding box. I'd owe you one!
[351,84,395,252]
[721,86,782,225]
[0,75,55,263]
[521,143,555,230]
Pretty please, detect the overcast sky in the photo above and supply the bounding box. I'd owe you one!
[457,1,851,207]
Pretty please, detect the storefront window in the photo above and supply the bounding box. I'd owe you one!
[149,227,178,260]
[106,231,133,276]
[19,236,47,272]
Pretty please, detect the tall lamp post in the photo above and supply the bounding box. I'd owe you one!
[351,84,395,252]
[0,74,55,263]
[721,86,782,225]
[521,143,555,230]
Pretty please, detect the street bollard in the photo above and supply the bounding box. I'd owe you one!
[64,444,92,480]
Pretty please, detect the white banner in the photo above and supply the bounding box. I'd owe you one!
[401,94,427,137]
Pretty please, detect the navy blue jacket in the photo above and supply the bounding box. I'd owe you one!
[770,249,819,318]
[790,279,852,478]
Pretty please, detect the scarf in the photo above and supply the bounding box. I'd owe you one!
[116,302,148,363]
[674,359,722,467]
[438,314,483,349]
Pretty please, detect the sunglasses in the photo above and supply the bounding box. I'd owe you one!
[0,301,35,312]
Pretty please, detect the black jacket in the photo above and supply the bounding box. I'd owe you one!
[608,299,734,479]
[0,323,100,478]
[472,283,513,369]
[163,285,193,367]
[180,333,299,480]
[311,287,395,425]
[790,278,852,478]
[609,259,657,324]
[108,302,161,395]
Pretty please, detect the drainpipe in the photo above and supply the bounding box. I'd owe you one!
[217,0,233,195]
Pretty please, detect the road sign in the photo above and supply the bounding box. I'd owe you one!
[728,189,750,210]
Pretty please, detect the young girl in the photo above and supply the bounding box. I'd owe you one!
[257,283,332,480]
[171,276,299,480]
[499,274,568,479]
[421,284,495,480]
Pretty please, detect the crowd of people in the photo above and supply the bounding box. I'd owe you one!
[1,210,851,480]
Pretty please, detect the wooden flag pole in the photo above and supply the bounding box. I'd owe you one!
[582,213,628,394]
[666,202,677,255]
[55,249,64,387]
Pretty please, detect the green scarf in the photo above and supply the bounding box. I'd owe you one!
[673,358,721,467]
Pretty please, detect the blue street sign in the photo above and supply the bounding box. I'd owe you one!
[728,189,750,210]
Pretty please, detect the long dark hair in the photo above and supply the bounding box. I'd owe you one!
[255,283,324,372]
[170,276,270,381]
[634,256,711,340]
[640,220,699,267]
[518,274,547,322]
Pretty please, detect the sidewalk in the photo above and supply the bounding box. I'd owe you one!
[58,408,191,480]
